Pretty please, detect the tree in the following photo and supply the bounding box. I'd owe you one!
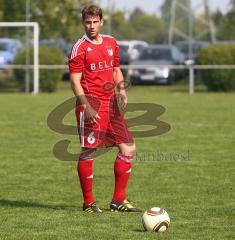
[160,0,172,27]
[129,8,166,43]
[230,0,235,9]
[129,7,145,20]
[212,9,224,26]
[160,0,193,42]
[215,0,235,40]
[106,7,166,43]
[0,0,27,38]
[0,0,94,41]
[109,11,135,40]
[31,0,95,41]
[217,10,235,40]
[0,0,25,21]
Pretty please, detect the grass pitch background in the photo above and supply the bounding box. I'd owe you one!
[0,86,234,240]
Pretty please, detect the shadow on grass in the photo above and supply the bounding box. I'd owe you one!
[0,199,81,211]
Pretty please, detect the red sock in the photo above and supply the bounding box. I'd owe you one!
[112,153,133,202]
[77,158,94,206]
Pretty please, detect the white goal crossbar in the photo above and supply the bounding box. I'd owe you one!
[0,22,39,94]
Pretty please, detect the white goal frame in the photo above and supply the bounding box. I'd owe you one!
[0,22,39,94]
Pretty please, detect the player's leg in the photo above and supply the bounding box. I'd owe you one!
[110,142,141,212]
[78,147,102,213]
[75,106,107,213]
[106,106,142,212]
[112,142,136,202]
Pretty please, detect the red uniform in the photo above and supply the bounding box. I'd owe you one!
[69,34,133,148]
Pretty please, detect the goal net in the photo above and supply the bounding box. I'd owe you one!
[0,22,39,94]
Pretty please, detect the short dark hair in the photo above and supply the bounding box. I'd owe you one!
[82,5,103,21]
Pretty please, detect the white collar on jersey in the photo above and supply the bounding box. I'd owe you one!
[83,34,103,45]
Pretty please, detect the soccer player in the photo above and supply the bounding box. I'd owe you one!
[69,5,141,213]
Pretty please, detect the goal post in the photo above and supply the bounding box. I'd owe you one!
[0,22,39,94]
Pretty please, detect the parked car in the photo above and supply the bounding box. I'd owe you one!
[119,46,130,77]
[0,38,22,67]
[130,45,184,85]
[175,40,210,63]
[118,40,148,62]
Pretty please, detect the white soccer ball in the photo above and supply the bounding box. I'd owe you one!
[142,207,170,232]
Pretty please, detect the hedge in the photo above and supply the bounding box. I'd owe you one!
[14,46,65,92]
[197,44,235,91]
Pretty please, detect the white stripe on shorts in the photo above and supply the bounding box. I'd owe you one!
[79,111,85,147]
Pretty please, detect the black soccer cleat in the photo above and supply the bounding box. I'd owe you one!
[110,199,142,212]
[83,202,102,213]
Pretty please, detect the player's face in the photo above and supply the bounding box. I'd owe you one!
[83,15,103,40]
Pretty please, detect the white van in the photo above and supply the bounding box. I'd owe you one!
[117,40,148,62]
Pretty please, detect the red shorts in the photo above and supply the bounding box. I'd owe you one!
[75,96,133,148]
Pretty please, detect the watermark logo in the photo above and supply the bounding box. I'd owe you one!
[135,149,191,163]
[47,95,171,161]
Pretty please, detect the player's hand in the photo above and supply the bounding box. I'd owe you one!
[84,105,100,124]
[116,90,128,112]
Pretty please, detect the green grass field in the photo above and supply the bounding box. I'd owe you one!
[0,86,234,240]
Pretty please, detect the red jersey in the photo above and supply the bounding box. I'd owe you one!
[68,34,120,111]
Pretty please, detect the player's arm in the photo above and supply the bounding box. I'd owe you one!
[70,72,85,96]
[113,67,128,109]
[70,73,100,123]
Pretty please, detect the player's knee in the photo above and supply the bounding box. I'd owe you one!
[119,143,136,157]
[79,148,96,161]
[128,143,136,156]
